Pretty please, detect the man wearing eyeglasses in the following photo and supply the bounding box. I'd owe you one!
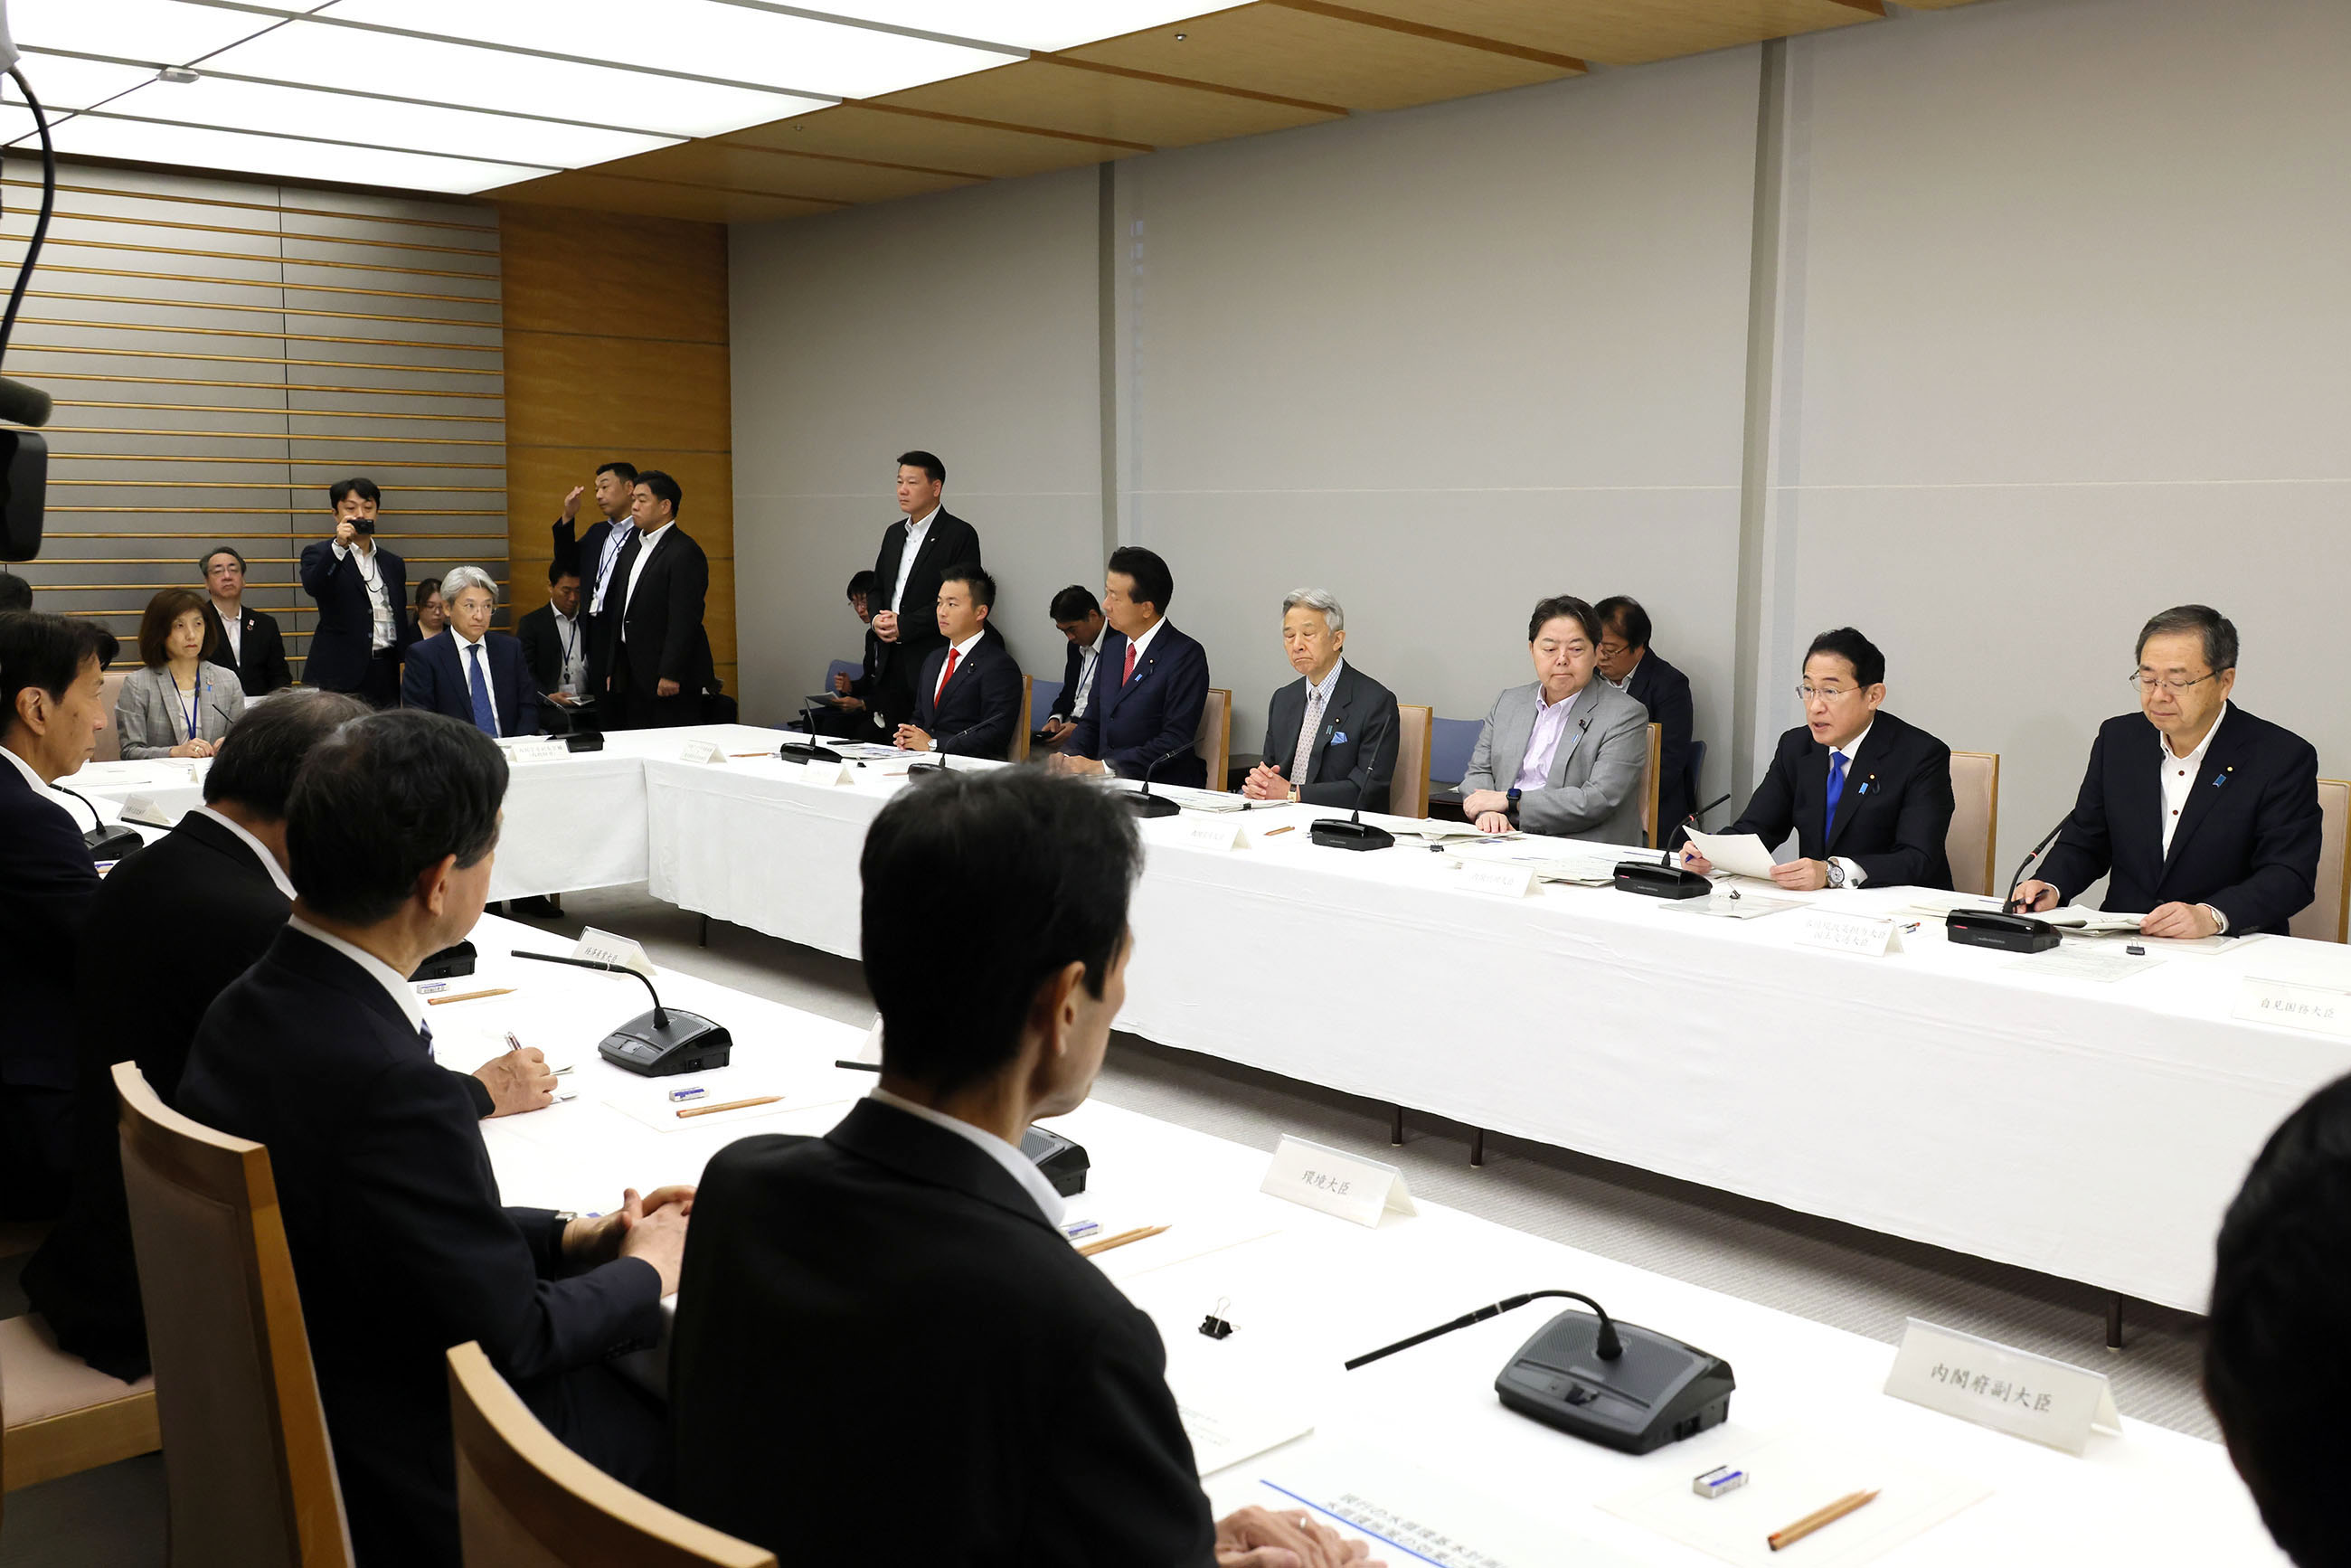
[2010,605,2320,938]
[1680,626,1954,891]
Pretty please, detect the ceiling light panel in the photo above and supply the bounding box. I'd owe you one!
[101,72,675,167]
[31,113,551,194]
[324,0,1019,101]
[807,2,1254,53]
[203,20,828,139]
[4,0,281,66]
[8,52,164,112]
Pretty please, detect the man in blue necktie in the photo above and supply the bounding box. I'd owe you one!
[401,564,539,739]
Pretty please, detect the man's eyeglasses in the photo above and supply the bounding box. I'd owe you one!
[2129,672,2219,694]
[1796,684,1858,703]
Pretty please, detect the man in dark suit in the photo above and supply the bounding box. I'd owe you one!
[0,614,117,1219]
[515,561,589,734]
[1595,595,1695,837]
[297,477,414,705]
[896,563,1022,760]
[1051,546,1212,789]
[176,713,688,1568]
[199,544,291,696]
[2015,605,2321,938]
[550,460,637,707]
[1242,587,1401,811]
[401,565,540,737]
[1683,627,1955,891]
[868,450,983,735]
[1035,583,1106,753]
[670,768,1374,1568]
[599,470,716,730]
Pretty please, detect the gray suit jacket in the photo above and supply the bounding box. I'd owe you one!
[115,662,244,760]
[1459,679,1649,843]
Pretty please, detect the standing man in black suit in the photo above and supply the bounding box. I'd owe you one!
[671,768,1375,1568]
[1034,583,1106,753]
[1242,587,1401,811]
[2014,605,2321,937]
[199,544,291,696]
[1682,627,1955,891]
[1050,546,1213,789]
[0,613,117,1218]
[515,561,588,733]
[1595,595,1695,837]
[401,566,540,737]
[896,564,1022,760]
[600,470,716,730]
[868,450,982,736]
[550,460,637,709]
[297,477,413,706]
[176,713,689,1568]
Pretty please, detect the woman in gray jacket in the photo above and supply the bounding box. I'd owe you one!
[116,587,244,760]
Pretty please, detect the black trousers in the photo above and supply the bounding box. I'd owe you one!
[357,649,401,710]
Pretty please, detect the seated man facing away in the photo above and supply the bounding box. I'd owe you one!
[1458,595,1649,841]
[1242,587,1400,811]
[2012,604,2319,937]
[1682,626,1955,892]
[895,562,1022,760]
[673,769,1374,1568]
[25,691,556,1384]
[176,711,688,1568]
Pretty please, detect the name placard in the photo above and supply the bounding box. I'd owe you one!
[502,737,569,764]
[1450,861,1537,899]
[2233,977,2351,1037]
[801,756,857,786]
[1260,1135,1415,1228]
[679,740,727,765]
[118,793,182,828]
[571,926,657,980]
[1795,908,1904,958]
[1175,817,1248,852]
[1884,1318,2120,1455]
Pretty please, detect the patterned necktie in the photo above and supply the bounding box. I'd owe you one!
[1289,686,1326,786]
[419,1020,434,1059]
[936,647,960,702]
[467,643,497,735]
[1825,750,1848,841]
[1122,642,1138,685]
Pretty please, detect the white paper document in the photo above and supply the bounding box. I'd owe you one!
[1172,1387,1315,1478]
[2030,905,2147,934]
[1683,829,1779,881]
[2004,948,2160,984]
[1658,893,1801,921]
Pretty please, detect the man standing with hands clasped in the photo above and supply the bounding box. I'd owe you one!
[868,451,982,736]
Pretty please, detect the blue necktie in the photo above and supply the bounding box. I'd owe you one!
[1824,750,1848,841]
[467,643,497,736]
[419,1021,434,1058]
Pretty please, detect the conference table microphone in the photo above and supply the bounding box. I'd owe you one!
[1308,766,1394,851]
[510,949,732,1076]
[777,702,844,765]
[1122,747,1182,818]
[1944,812,2070,953]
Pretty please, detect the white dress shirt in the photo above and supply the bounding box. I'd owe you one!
[891,506,939,615]
[1069,624,1104,718]
[449,626,501,736]
[868,1086,1064,1225]
[1122,615,1167,674]
[194,805,297,899]
[551,608,584,696]
[2,741,80,829]
[331,538,397,652]
[934,628,985,704]
[2158,704,2225,860]
[620,521,675,628]
[1827,722,1874,887]
[588,518,637,617]
[288,915,428,1040]
[212,599,243,663]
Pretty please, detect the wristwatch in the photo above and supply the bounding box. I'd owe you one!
[1825,861,1846,889]
[1506,787,1522,804]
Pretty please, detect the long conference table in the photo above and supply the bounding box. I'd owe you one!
[448,913,2281,1566]
[71,723,2351,1316]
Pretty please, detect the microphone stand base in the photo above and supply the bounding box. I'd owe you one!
[1311,819,1395,851]
[598,1009,733,1076]
[1123,792,1181,818]
[777,742,844,764]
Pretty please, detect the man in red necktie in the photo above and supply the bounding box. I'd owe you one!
[896,565,1023,760]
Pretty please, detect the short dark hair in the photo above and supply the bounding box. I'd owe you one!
[2207,1073,2351,1566]
[1803,627,1885,687]
[596,460,638,486]
[1525,595,1600,645]
[0,572,31,612]
[199,544,248,578]
[287,711,507,926]
[1593,595,1651,651]
[863,769,1140,1097]
[1049,584,1100,623]
[845,570,878,600]
[897,449,945,486]
[137,588,216,668]
[329,477,381,506]
[0,612,119,736]
[637,469,683,514]
[2137,604,2238,674]
[413,576,442,611]
[1106,546,1174,616]
[203,689,369,818]
[545,558,580,586]
[939,562,994,612]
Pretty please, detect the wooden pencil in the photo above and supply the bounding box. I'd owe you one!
[1076,1224,1169,1257]
[675,1095,784,1119]
[426,987,515,1006]
[1767,1489,1878,1552]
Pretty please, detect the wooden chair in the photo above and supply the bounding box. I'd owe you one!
[2290,779,2351,943]
[1,1311,159,1511]
[1195,688,1232,792]
[1392,704,1432,819]
[448,1343,774,1568]
[115,1061,354,1567]
[1638,722,1662,848]
[1012,675,1034,763]
[94,668,131,763]
[1946,751,2000,898]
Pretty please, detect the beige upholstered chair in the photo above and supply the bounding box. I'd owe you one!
[2290,779,2351,943]
[0,1312,159,1508]
[448,1343,774,1568]
[115,1061,354,1567]
[94,668,131,763]
[1196,688,1232,792]
[1392,704,1432,820]
[1946,751,2000,898]
[1012,675,1034,763]
[1638,722,1662,848]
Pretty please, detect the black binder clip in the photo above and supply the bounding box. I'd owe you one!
[1198,1297,1235,1340]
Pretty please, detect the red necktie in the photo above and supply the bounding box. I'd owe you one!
[936,647,960,702]
[1122,643,1138,685]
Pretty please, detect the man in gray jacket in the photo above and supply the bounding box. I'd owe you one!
[1459,594,1650,843]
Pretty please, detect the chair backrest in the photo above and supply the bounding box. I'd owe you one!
[2290,779,2351,943]
[1195,688,1232,791]
[95,668,131,763]
[1428,717,1481,788]
[448,1344,775,1568]
[821,658,860,692]
[1012,675,1033,763]
[114,1062,353,1568]
[1638,722,1662,847]
[1946,751,2000,898]
[1392,704,1432,820]
[1030,676,1062,722]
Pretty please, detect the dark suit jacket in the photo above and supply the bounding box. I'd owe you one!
[297,538,413,693]
[1260,662,1401,812]
[2039,705,2322,935]
[869,510,983,731]
[600,524,717,725]
[177,928,664,1567]
[671,1098,1215,1565]
[912,634,1023,759]
[201,601,292,696]
[1623,649,1695,832]
[1725,709,1955,889]
[554,515,629,701]
[1067,621,1211,789]
[401,629,540,737]
[515,604,581,696]
[0,762,99,1216]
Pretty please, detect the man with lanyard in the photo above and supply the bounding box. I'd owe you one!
[552,462,638,711]
[297,477,413,706]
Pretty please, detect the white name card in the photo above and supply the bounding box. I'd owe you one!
[679,740,728,765]
[802,756,857,786]
[2233,976,2351,1037]
[571,926,656,980]
[1450,861,1536,899]
[1260,1135,1416,1228]
[502,736,568,763]
[1884,1318,2120,1456]
[1177,817,1248,852]
[118,793,181,828]
[1795,908,1904,957]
